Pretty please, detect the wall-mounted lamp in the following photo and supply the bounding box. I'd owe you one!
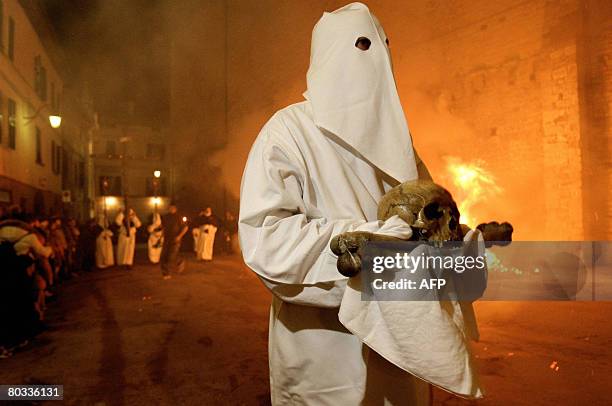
[104,196,118,207]
[23,103,62,129]
[49,115,62,129]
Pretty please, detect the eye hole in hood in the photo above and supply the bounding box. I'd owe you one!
[355,36,371,50]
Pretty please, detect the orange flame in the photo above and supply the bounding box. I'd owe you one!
[446,158,502,227]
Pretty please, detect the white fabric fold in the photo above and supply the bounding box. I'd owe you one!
[306,2,418,183]
[338,229,486,398]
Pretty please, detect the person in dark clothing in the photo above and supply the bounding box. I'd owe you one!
[160,203,188,279]
[0,219,52,356]
[222,210,238,254]
[79,219,98,272]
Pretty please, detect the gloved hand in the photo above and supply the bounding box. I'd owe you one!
[476,221,513,248]
[330,215,413,277]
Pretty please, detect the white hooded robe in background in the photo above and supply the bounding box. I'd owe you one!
[192,228,201,253]
[115,211,141,266]
[199,224,217,260]
[147,212,164,264]
[96,215,114,269]
[240,4,442,404]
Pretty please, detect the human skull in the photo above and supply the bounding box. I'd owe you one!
[377,180,463,242]
[331,180,512,277]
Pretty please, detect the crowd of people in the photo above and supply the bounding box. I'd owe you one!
[0,203,237,358]
[0,205,90,359]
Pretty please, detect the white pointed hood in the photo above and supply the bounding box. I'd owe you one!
[306,2,418,183]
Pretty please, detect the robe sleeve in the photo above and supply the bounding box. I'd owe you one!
[239,127,411,307]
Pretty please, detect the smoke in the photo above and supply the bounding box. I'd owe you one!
[45,1,598,239]
[46,0,171,126]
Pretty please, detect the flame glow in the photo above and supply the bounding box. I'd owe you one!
[446,158,502,227]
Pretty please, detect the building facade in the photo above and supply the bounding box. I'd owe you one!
[0,0,93,219]
[92,123,173,223]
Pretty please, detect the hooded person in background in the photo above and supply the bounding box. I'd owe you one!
[196,207,218,262]
[115,208,141,269]
[147,211,164,264]
[239,3,434,405]
[95,213,114,269]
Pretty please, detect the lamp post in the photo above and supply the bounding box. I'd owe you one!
[152,170,161,213]
[101,177,110,227]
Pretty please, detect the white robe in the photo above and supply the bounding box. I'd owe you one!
[192,228,201,253]
[147,213,164,264]
[96,219,114,269]
[115,212,141,266]
[198,224,217,260]
[239,101,434,405]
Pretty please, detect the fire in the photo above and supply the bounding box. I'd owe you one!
[446,157,502,227]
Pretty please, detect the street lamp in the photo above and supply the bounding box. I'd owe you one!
[49,115,62,129]
[152,170,161,213]
[101,177,111,228]
[23,104,62,129]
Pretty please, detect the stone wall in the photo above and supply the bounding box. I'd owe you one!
[169,0,612,239]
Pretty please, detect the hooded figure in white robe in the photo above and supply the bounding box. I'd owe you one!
[197,207,218,261]
[192,227,201,254]
[147,212,164,264]
[95,214,114,269]
[115,208,141,266]
[239,3,437,404]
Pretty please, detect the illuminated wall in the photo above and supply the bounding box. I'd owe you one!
[170,0,612,239]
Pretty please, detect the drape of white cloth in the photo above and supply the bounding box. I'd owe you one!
[338,230,485,398]
[96,229,114,268]
[192,228,201,253]
[199,224,217,260]
[115,212,141,266]
[147,212,163,264]
[240,101,442,405]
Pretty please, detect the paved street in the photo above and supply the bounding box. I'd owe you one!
[1,252,611,405]
[0,253,271,405]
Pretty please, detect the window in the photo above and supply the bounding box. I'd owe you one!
[99,176,122,195]
[51,140,56,172]
[8,17,14,61]
[56,144,62,174]
[8,98,15,149]
[61,146,69,187]
[35,127,42,164]
[0,92,3,144]
[0,189,11,204]
[105,140,116,156]
[146,143,165,160]
[34,56,47,101]
[50,82,55,109]
[51,140,61,175]
[78,162,85,188]
[0,1,4,51]
[146,177,167,195]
